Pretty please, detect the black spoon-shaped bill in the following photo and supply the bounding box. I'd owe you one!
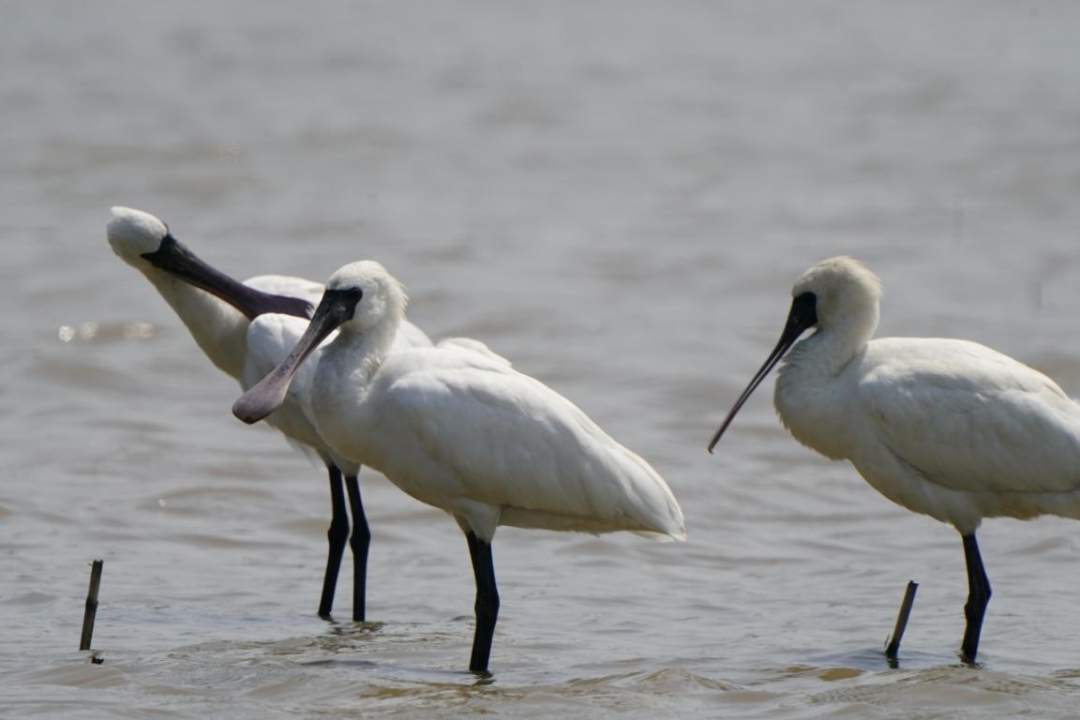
[232,288,362,424]
[142,235,314,320]
[707,292,818,453]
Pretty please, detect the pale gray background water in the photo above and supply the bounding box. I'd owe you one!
[4,1,1080,717]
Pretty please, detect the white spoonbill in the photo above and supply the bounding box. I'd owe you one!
[709,255,1080,663]
[106,207,431,621]
[233,260,686,673]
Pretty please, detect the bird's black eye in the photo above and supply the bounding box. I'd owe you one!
[140,234,181,263]
[319,287,365,322]
[340,287,364,321]
[792,291,818,326]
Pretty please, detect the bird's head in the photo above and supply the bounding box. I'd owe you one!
[707,256,882,453]
[106,206,170,268]
[790,256,882,335]
[232,260,408,425]
[322,260,408,334]
[107,206,314,321]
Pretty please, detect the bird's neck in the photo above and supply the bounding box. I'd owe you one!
[141,267,250,379]
[310,317,400,465]
[793,300,879,377]
[323,314,400,388]
[774,311,876,461]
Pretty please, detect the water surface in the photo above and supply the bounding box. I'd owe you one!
[4,2,1080,717]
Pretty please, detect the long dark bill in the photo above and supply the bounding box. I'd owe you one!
[707,292,817,453]
[232,289,357,424]
[142,236,314,320]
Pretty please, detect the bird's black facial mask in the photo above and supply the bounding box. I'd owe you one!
[233,287,363,425]
[707,291,818,452]
[142,235,313,320]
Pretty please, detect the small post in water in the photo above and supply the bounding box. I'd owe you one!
[79,560,104,652]
[885,580,918,661]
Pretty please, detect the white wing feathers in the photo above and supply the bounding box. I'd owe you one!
[860,338,1080,495]
[379,346,684,539]
[437,337,512,367]
[243,275,325,306]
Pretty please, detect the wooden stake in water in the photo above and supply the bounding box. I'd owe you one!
[885,580,918,660]
[79,560,104,652]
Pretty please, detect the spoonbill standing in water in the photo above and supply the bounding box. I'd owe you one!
[709,256,1080,663]
[107,207,431,621]
[233,260,686,673]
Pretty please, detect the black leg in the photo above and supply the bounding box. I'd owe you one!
[318,465,349,620]
[466,531,500,674]
[960,532,992,663]
[344,474,370,622]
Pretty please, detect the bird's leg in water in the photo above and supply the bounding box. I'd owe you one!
[960,532,992,663]
[345,475,370,623]
[466,531,500,674]
[319,465,349,620]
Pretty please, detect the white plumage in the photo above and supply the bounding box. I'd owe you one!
[332,341,682,540]
[710,255,1080,663]
[242,312,429,462]
[807,337,1080,530]
[234,260,685,672]
[106,207,431,621]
